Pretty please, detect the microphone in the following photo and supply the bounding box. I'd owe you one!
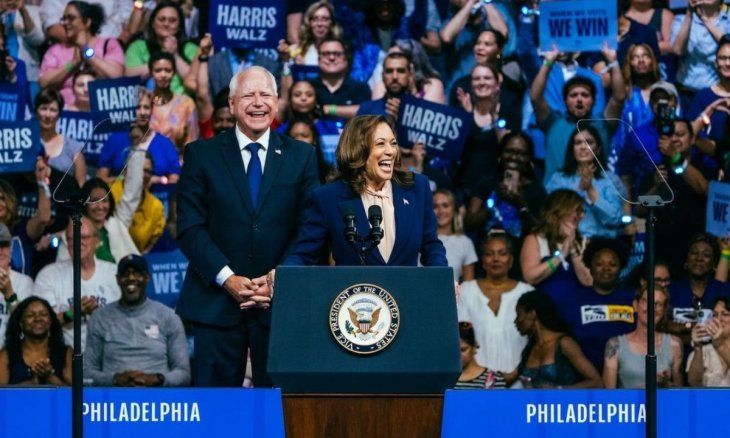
[343,211,357,244]
[368,205,384,245]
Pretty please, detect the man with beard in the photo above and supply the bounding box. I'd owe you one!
[543,237,636,373]
[84,254,190,386]
[531,45,626,183]
[357,52,419,123]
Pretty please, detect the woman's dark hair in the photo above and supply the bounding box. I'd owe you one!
[4,297,68,377]
[71,70,96,89]
[497,131,536,179]
[34,88,65,112]
[67,1,105,36]
[480,230,514,259]
[459,321,477,347]
[686,233,721,266]
[146,1,188,59]
[81,178,116,219]
[365,0,406,30]
[582,237,629,269]
[478,28,506,51]
[334,115,413,194]
[718,34,730,56]
[561,125,607,178]
[148,50,177,76]
[516,291,572,372]
[285,116,332,184]
[711,295,730,312]
[286,80,322,122]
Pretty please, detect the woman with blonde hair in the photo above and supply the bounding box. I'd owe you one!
[278,1,343,66]
[520,189,592,287]
[433,188,477,281]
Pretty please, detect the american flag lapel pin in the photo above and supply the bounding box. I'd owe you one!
[275,149,282,154]
[404,198,409,206]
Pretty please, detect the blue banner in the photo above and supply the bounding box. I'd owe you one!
[706,181,730,237]
[144,249,188,309]
[0,388,285,437]
[395,95,473,162]
[89,77,141,134]
[0,120,41,174]
[442,389,730,437]
[0,83,23,122]
[539,0,618,52]
[209,0,285,49]
[56,111,115,168]
[291,65,320,83]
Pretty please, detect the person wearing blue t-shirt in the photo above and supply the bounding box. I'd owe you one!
[545,237,636,373]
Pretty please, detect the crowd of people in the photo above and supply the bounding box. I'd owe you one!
[1,0,730,389]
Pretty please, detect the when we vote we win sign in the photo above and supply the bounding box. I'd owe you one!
[539,0,617,53]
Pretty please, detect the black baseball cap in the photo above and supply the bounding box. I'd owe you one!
[117,254,149,276]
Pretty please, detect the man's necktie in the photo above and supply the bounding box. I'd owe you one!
[246,142,262,206]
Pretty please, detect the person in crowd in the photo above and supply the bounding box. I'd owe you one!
[358,51,441,120]
[546,126,627,239]
[687,296,730,387]
[370,39,445,104]
[548,237,636,373]
[125,1,196,94]
[279,80,341,166]
[433,188,477,282]
[667,234,730,346]
[687,35,730,146]
[509,290,603,388]
[520,189,592,288]
[97,88,180,185]
[42,0,132,43]
[282,114,447,267]
[312,37,371,120]
[439,0,508,93]
[35,88,87,188]
[455,321,506,389]
[465,131,545,241]
[637,120,712,272]
[148,51,198,152]
[0,0,44,83]
[278,0,343,66]
[609,43,662,170]
[175,66,320,387]
[531,44,626,182]
[283,116,332,185]
[398,142,456,193]
[85,254,190,386]
[0,223,33,347]
[0,158,52,277]
[63,70,94,112]
[126,0,198,41]
[0,296,72,385]
[38,1,124,108]
[622,0,674,56]
[457,63,510,194]
[458,232,532,373]
[671,0,730,98]
[603,284,684,388]
[33,217,120,349]
[449,29,524,129]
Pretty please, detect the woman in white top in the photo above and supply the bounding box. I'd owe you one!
[688,296,730,387]
[458,231,532,372]
[433,189,477,282]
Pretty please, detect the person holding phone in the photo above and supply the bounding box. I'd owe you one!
[687,296,730,387]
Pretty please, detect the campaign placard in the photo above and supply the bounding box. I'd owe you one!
[395,95,473,162]
[56,111,114,168]
[539,0,618,52]
[209,0,285,49]
[89,76,141,133]
[0,83,23,122]
[0,120,41,173]
[706,181,730,237]
[144,249,188,309]
[291,65,320,83]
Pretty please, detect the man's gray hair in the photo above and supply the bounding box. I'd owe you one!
[228,66,278,98]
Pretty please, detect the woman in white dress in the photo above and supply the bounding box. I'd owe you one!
[457,231,533,372]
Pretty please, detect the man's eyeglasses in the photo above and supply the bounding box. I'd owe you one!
[320,51,344,59]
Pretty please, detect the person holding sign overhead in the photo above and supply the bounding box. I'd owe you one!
[39,1,124,108]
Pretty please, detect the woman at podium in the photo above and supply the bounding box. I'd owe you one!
[282,115,447,267]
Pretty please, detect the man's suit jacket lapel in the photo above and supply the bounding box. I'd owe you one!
[220,129,255,216]
[390,182,416,265]
[256,132,285,215]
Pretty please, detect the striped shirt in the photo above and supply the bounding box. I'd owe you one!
[454,368,507,390]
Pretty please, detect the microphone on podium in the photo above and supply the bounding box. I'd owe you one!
[343,210,357,244]
[368,205,384,245]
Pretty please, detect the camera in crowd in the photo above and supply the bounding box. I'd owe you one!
[655,100,675,137]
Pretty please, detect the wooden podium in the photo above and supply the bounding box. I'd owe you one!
[283,394,443,438]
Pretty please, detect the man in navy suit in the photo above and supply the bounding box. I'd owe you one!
[175,66,320,387]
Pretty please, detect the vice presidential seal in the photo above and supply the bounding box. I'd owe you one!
[329,283,400,354]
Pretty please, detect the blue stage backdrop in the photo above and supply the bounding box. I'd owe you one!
[0,388,284,438]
